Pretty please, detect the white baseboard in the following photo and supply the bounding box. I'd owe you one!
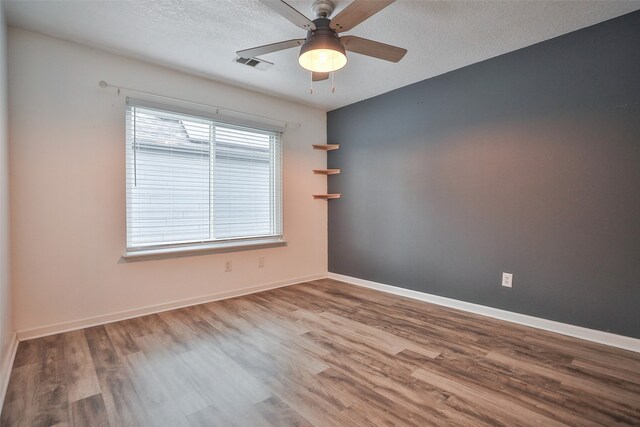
[328,272,640,353]
[0,332,19,414]
[17,274,326,341]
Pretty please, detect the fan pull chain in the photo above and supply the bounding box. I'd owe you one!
[309,72,314,94]
[331,72,335,93]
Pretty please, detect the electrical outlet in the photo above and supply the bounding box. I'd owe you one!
[502,272,513,288]
[258,257,265,268]
[225,261,232,272]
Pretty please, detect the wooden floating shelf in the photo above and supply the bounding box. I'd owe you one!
[313,169,341,175]
[313,144,341,199]
[313,194,342,200]
[312,144,340,151]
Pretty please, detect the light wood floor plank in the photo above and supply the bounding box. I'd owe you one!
[0,364,39,427]
[252,395,314,427]
[33,334,69,427]
[63,331,101,404]
[69,394,109,427]
[84,325,149,427]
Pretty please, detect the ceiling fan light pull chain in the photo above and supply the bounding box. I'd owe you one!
[310,71,314,94]
[331,71,335,93]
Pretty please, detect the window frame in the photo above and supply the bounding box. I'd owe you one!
[123,98,286,259]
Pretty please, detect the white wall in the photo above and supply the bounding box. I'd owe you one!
[0,3,16,398]
[8,28,328,334]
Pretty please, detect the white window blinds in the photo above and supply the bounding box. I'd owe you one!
[125,101,283,252]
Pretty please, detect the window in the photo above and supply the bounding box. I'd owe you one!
[125,100,283,255]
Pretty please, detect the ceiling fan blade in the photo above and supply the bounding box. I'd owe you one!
[259,0,316,30]
[236,39,305,58]
[312,72,329,82]
[330,0,395,33]
[340,35,407,62]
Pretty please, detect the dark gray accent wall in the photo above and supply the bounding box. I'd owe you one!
[327,11,640,338]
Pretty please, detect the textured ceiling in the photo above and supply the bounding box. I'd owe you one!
[4,0,640,111]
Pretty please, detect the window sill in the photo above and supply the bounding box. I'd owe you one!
[122,238,287,261]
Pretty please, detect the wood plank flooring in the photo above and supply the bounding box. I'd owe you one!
[2,278,640,426]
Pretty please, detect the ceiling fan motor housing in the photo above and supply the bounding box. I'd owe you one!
[304,18,340,45]
[299,18,347,72]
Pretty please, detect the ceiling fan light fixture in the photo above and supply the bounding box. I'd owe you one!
[239,0,406,85]
[298,33,347,73]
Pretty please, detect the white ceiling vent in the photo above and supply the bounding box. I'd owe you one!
[233,56,273,71]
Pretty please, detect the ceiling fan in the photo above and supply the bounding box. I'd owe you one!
[237,0,408,82]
